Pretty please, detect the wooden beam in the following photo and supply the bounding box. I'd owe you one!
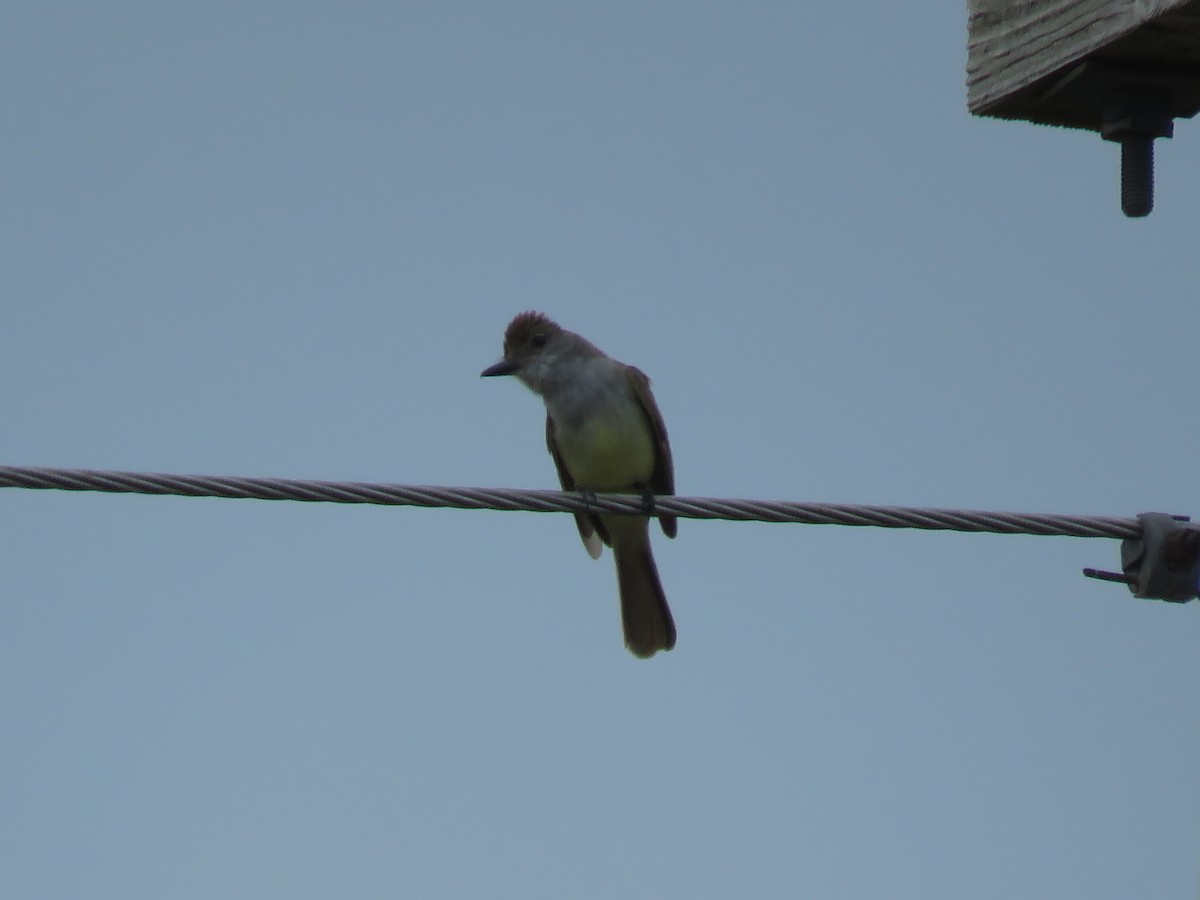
[968,0,1200,131]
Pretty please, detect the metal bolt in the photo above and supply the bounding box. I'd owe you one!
[1101,87,1173,219]
[1119,137,1154,217]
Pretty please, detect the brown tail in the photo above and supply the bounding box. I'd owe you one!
[610,519,676,658]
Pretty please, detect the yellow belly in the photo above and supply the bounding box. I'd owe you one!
[556,412,655,491]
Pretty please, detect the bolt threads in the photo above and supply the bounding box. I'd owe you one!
[1120,137,1154,218]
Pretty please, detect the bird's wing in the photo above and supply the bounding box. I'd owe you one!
[625,366,677,539]
[546,413,607,557]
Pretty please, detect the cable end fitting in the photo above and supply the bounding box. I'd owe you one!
[1083,512,1199,603]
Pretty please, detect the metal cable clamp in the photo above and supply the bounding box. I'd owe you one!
[1084,512,1200,603]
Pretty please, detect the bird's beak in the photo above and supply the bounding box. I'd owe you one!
[480,358,519,377]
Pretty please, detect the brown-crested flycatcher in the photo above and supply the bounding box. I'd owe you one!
[481,312,677,658]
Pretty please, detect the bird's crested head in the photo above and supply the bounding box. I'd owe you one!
[502,311,563,361]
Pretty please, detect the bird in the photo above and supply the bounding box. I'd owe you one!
[481,311,677,658]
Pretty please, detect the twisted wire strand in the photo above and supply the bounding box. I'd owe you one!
[0,464,1142,540]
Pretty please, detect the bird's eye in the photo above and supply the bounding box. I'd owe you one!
[531,334,547,349]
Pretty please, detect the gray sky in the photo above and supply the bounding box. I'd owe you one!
[3,4,1198,898]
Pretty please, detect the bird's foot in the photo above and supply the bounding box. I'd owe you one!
[639,489,656,516]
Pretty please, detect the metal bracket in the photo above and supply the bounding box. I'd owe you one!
[1083,512,1200,603]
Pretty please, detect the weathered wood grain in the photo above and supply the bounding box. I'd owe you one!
[968,0,1200,130]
